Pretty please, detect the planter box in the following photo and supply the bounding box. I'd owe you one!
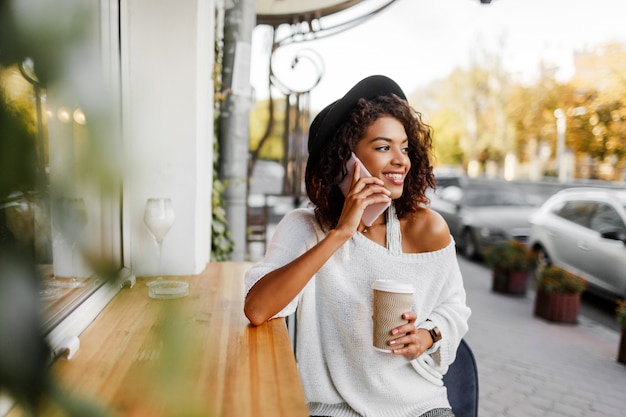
[492,269,529,295]
[618,331,626,365]
[534,290,580,323]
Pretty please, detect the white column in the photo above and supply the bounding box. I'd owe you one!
[121,0,215,276]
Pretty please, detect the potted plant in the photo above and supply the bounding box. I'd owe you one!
[534,265,587,323]
[484,240,537,295]
[615,299,626,364]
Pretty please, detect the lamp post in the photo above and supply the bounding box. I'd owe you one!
[554,108,566,182]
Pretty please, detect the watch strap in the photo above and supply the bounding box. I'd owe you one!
[420,320,442,343]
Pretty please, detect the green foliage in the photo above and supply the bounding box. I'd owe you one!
[0,92,38,198]
[615,299,626,328]
[211,33,234,261]
[210,161,234,261]
[0,3,117,413]
[249,98,286,162]
[484,240,537,272]
[429,107,465,166]
[420,41,626,179]
[536,265,587,295]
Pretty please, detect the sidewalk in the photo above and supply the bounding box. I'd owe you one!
[459,257,626,417]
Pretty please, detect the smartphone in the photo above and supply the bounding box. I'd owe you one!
[338,152,391,227]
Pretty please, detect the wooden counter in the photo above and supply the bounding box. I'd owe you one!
[10,262,308,417]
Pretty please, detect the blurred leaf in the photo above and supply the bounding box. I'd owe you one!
[0,98,38,199]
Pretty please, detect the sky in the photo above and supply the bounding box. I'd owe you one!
[250,0,626,112]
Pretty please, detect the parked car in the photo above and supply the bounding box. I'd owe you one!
[430,184,537,259]
[528,187,626,300]
[433,167,464,190]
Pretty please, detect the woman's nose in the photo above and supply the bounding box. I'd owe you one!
[391,149,408,165]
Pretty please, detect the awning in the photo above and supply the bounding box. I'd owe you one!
[256,0,364,25]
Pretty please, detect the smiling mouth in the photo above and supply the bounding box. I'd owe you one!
[384,173,404,181]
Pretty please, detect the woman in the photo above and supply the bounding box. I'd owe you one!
[244,75,471,417]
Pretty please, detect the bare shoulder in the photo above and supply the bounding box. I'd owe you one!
[401,207,451,253]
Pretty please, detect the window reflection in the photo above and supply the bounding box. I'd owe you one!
[0,60,117,332]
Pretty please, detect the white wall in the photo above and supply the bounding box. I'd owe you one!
[121,0,215,276]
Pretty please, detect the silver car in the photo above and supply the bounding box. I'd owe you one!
[528,187,626,299]
[430,185,537,259]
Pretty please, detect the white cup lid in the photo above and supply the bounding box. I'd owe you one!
[371,279,414,293]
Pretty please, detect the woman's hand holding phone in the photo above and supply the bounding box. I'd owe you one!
[337,153,391,227]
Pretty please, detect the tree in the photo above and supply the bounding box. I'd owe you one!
[410,41,626,180]
[429,107,465,167]
[249,97,286,162]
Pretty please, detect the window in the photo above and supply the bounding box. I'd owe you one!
[0,0,122,335]
[589,203,626,235]
[554,201,595,228]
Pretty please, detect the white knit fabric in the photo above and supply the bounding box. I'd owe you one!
[245,208,471,417]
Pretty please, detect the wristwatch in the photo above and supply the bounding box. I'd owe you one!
[423,320,442,343]
[428,326,442,343]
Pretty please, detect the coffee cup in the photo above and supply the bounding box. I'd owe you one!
[372,279,415,352]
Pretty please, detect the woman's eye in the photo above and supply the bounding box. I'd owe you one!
[402,147,410,153]
[375,146,390,152]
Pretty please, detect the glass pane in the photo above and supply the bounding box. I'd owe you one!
[1,0,125,335]
[0,63,111,331]
[590,203,625,234]
[556,201,594,227]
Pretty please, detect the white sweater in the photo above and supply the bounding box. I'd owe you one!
[245,208,471,417]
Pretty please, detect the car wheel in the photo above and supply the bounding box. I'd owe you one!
[461,228,479,259]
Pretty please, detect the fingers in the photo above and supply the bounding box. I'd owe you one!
[388,312,428,359]
[345,178,391,213]
[347,162,389,196]
[350,177,388,196]
[389,331,429,359]
[335,168,390,234]
[402,311,417,323]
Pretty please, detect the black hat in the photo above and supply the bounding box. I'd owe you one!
[307,75,407,166]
